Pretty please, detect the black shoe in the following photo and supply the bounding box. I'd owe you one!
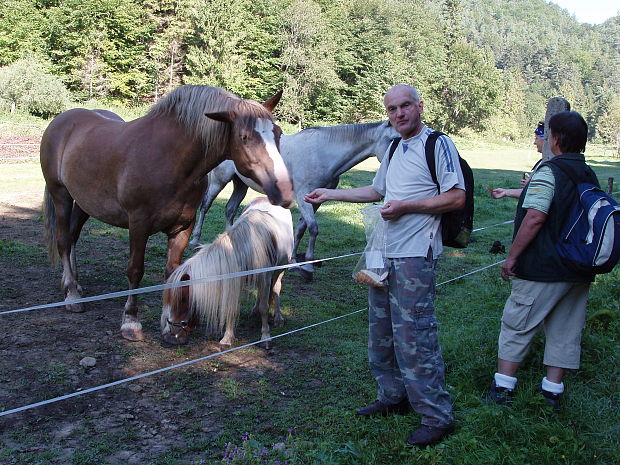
[355,399,411,417]
[485,380,514,405]
[536,387,561,411]
[406,423,455,447]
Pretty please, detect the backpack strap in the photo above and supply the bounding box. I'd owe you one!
[387,131,445,193]
[424,130,445,193]
[387,137,401,163]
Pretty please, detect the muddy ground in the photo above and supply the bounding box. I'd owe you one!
[0,137,325,464]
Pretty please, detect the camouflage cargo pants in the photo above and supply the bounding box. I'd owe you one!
[368,254,453,427]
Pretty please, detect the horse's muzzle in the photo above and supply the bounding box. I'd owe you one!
[162,318,191,345]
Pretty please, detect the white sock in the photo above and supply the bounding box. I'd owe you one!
[494,373,517,390]
[542,377,564,394]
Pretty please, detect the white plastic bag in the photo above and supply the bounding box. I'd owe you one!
[352,204,388,287]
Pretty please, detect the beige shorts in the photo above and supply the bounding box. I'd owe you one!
[498,278,590,369]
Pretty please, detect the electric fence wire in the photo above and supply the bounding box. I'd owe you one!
[0,256,507,418]
[0,194,618,416]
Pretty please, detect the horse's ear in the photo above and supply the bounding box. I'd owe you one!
[262,90,283,113]
[205,111,236,123]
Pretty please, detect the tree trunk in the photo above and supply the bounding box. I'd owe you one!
[542,97,571,161]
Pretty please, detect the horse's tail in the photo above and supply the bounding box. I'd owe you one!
[181,210,278,336]
[43,186,60,266]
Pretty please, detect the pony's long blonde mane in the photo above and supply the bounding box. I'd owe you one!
[166,210,279,334]
[148,85,275,149]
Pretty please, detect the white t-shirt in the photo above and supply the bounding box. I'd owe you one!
[371,125,465,259]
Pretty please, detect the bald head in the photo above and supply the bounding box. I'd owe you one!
[384,85,420,106]
[383,84,424,139]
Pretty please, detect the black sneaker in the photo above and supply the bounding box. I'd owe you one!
[485,380,514,405]
[355,398,411,417]
[536,387,561,411]
[406,423,455,447]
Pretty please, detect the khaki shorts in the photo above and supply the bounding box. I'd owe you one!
[498,278,590,369]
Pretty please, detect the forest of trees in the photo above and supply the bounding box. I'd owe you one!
[0,0,619,145]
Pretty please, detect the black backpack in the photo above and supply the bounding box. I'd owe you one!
[387,131,474,248]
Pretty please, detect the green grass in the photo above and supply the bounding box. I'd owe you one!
[0,239,46,263]
[0,130,619,464]
[186,151,619,465]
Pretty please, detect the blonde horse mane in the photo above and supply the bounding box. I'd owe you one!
[166,209,279,335]
[148,85,276,150]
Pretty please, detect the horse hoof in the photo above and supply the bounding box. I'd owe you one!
[259,340,273,351]
[121,321,145,342]
[217,342,232,352]
[66,302,85,313]
[121,328,144,342]
[299,268,313,282]
[64,292,84,312]
[290,266,314,281]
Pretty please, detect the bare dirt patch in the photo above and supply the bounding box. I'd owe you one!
[0,175,318,464]
[0,135,40,160]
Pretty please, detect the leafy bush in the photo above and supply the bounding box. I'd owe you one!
[0,56,73,118]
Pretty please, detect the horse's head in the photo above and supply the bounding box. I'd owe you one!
[161,273,196,345]
[373,120,400,162]
[206,91,294,208]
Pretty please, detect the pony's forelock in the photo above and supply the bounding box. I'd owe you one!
[163,261,192,318]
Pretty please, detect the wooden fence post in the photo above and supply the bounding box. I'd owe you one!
[608,178,614,195]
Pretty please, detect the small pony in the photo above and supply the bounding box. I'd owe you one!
[161,197,293,349]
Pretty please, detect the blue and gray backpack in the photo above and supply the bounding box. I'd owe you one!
[546,159,620,275]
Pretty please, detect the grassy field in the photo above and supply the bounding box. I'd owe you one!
[0,121,619,464]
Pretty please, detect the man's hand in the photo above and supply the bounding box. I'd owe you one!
[490,187,509,199]
[500,257,517,281]
[500,208,548,281]
[486,186,523,200]
[380,200,405,220]
[520,173,530,188]
[484,186,508,199]
[304,188,331,205]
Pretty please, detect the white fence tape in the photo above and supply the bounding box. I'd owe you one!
[473,220,514,232]
[1,216,522,317]
[0,257,505,418]
[0,143,39,146]
[0,253,361,316]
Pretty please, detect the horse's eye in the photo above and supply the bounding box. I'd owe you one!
[240,133,249,142]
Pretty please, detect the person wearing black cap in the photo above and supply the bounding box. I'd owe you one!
[488,121,545,200]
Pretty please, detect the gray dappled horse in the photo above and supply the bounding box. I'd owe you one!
[189,120,398,280]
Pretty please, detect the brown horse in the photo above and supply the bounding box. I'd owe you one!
[40,85,293,342]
